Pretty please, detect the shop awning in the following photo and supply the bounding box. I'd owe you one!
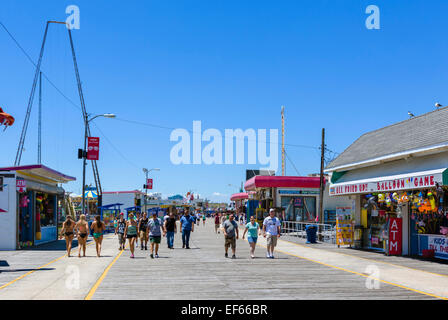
[329,168,448,196]
[230,192,248,201]
[244,176,322,191]
[0,164,76,184]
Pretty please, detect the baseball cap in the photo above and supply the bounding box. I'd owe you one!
[269,208,275,213]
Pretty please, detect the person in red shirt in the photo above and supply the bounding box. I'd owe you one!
[214,213,221,234]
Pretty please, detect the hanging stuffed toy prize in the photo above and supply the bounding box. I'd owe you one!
[427,192,436,211]
[377,193,385,203]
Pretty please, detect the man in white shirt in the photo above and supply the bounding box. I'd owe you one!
[263,208,281,259]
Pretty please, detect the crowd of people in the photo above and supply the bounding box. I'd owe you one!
[59,207,282,260]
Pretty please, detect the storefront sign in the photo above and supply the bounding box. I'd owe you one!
[278,189,320,195]
[336,217,354,246]
[388,217,402,255]
[16,179,26,193]
[147,179,153,190]
[330,173,441,196]
[87,137,100,160]
[428,236,448,258]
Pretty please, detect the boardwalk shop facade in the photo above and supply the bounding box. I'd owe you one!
[326,107,448,259]
[0,165,75,250]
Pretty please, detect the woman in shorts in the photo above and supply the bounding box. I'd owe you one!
[125,213,138,258]
[242,215,260,259]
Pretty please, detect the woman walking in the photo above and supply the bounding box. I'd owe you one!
[91,215,105,257]
[124,212,138,258]
[242,215,260,259]
[60,216,75,257]
[75,214,89,258]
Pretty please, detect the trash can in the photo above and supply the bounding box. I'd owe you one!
[353,225,363,249]
[306,225,317,244]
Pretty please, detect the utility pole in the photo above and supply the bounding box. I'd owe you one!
[38,72,42,164]
[281,106,285,176]
[319,128,325,225]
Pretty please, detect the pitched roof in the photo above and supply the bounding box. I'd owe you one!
[326,106,448,171]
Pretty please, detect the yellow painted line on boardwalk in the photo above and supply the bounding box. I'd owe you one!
[84,245,126,300]
[0,235,110,291]
[254,241,447,300]
[0,254,66,290]
[280,238,448,279]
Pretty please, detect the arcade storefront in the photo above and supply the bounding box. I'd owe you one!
[0,165,75,250]
[244,175,322,224]
[330,168,448,259]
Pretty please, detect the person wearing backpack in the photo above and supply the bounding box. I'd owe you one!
[263,209,281,259]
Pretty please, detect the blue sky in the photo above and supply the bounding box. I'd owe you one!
[2,0,448,202]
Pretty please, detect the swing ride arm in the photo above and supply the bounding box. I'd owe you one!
[15,21,103,201]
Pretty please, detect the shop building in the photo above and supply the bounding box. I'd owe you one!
[0,165,75,250]
[243,175,352,224]
[326,107,448,259]
[102,190,145,215]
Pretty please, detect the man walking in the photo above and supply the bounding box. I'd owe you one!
[115,213,127,250]
[147,212,163,258]
[138,212,149,250]
[263,209,281,259]
[223,213,239,259]
[180,208,195,249]
[164,210,177,249]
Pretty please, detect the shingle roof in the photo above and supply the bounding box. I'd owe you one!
[326,106,448,170]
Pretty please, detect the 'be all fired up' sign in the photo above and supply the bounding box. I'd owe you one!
[87,137,100,161]
[330,173,440,196]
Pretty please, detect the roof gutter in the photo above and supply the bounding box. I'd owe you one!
[325,142,448,173]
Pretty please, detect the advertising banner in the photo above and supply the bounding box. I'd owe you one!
[87,137,100,160]
[147,178,153,190]
[336,216,353,246]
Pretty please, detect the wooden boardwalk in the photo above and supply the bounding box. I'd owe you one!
[90,221,436,300]
[1,220,446,299]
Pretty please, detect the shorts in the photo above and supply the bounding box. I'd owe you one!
[150,236,161,244]
[215,224,220,229]
[118,233,125,245]
[225,236,236,249]
[127,234,137,239]
[140,231,148,241]
[247,236,258,244]
[267,234,278,247]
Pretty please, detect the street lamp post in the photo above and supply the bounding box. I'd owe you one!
[81,113,115,216]
[142,168,160,215]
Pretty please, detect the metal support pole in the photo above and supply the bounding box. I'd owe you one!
[82,117,88,215]
[319,128,325,241]
[38,72,42,164]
